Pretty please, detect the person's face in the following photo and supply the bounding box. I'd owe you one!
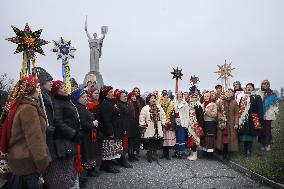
[183,92,189,99]
[93,33,97,38]
[204,93,210,101]
[246,85,254,93]
[32,83,41,98]
[131,95,136,101]
[216,87,222,93]
[177,93,183,101]
[210,92,216,99]
[149,95,156,105]
[58,85,68,96]
[43,81,53,92]
[79,94,88,105]
[106,89,114,99]
[226,90,234,98]
[233,83,240,90]
[262,82,270,90]
[92,90,100,101]
[120,93,128,102]
[163,93,169,100]
[190,96,198,102]
[153,91,158,97]
[133,88,140,96]
[71,85,78,92]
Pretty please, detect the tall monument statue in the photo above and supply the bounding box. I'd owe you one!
[83,16,108,89]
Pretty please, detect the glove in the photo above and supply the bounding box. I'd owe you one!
[46,126,55,136]
[175,118,181,125]
[93,120,99,127]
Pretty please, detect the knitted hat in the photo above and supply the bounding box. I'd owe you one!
[35,67,53,86]
[71,88,86,102]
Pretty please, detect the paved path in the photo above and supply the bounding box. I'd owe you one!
[86,151,271,189]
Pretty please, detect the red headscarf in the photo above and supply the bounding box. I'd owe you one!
[127,92,141,120]
[0,76,39,153]
[51,80,65,98]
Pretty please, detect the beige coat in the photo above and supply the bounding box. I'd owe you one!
[203,102,218,121]
[139,105,166,138]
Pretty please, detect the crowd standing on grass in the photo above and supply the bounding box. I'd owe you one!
[0,67,279,188]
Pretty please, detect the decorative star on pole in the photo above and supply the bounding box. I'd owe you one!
[190,75,200,85]
[6,23,49,57]
[171,67,183,80]
[51,37,76,61]
[171,67,183,93]
[214,60,235,90]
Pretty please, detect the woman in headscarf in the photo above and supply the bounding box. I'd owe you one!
[99,85,123,173]
[173,91,189,158]
[139,93,165,163]
[86,87,102,176]
[71,88,99,187]
[127,92,142,162]
[46,80,82,189]
[1,76,51,189]
[200,91,218,157]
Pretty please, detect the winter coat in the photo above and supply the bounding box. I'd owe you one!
[174,100,189,127]
[139,105,166,138]
[137,96,146,108]
[75,102,99,162]
[216,98,239,152]
[238,94,263,136]
[7,98,51,176]
[53,95,81,158]
[257,90,279,121]
[117,101,132,137]
[41,89,57,158]
[100,98,124,139]
[128,100,141,138]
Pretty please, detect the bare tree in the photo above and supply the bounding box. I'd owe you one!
[0,73,14,93]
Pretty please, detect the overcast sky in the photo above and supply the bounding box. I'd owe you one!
[1,0,283,93]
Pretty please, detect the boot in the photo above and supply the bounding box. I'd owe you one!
[120,155,133,168]
[187,152,197,161]
[151,150,158,161]
[146,150,153,163]
[101,161,120,174]
[160,148,167,159]
[87,168,101,177]
[165,148,171,160]
[79,176,88,188]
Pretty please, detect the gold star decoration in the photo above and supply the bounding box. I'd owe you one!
[171,67,183,80]
[214,60,235,80]
[190,75,200,85]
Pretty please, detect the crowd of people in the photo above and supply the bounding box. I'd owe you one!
[0,67,279,189]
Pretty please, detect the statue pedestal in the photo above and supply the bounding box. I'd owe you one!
[83,71,104,89]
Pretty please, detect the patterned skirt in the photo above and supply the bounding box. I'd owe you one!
[102,139,123,160]
[46,157,77,189]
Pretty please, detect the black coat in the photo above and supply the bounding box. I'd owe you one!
[128,101,141,138]
[238,94,263,136]
[41,89,57,158]
[75,102,99,162]
[137,96,146,108]
[117,101,132,137]
[53,95,80,158]
[100,98,124,139]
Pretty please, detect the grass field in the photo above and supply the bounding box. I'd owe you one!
[231,101,284,184]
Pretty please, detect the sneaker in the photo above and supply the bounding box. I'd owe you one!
[187,152,197,161]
